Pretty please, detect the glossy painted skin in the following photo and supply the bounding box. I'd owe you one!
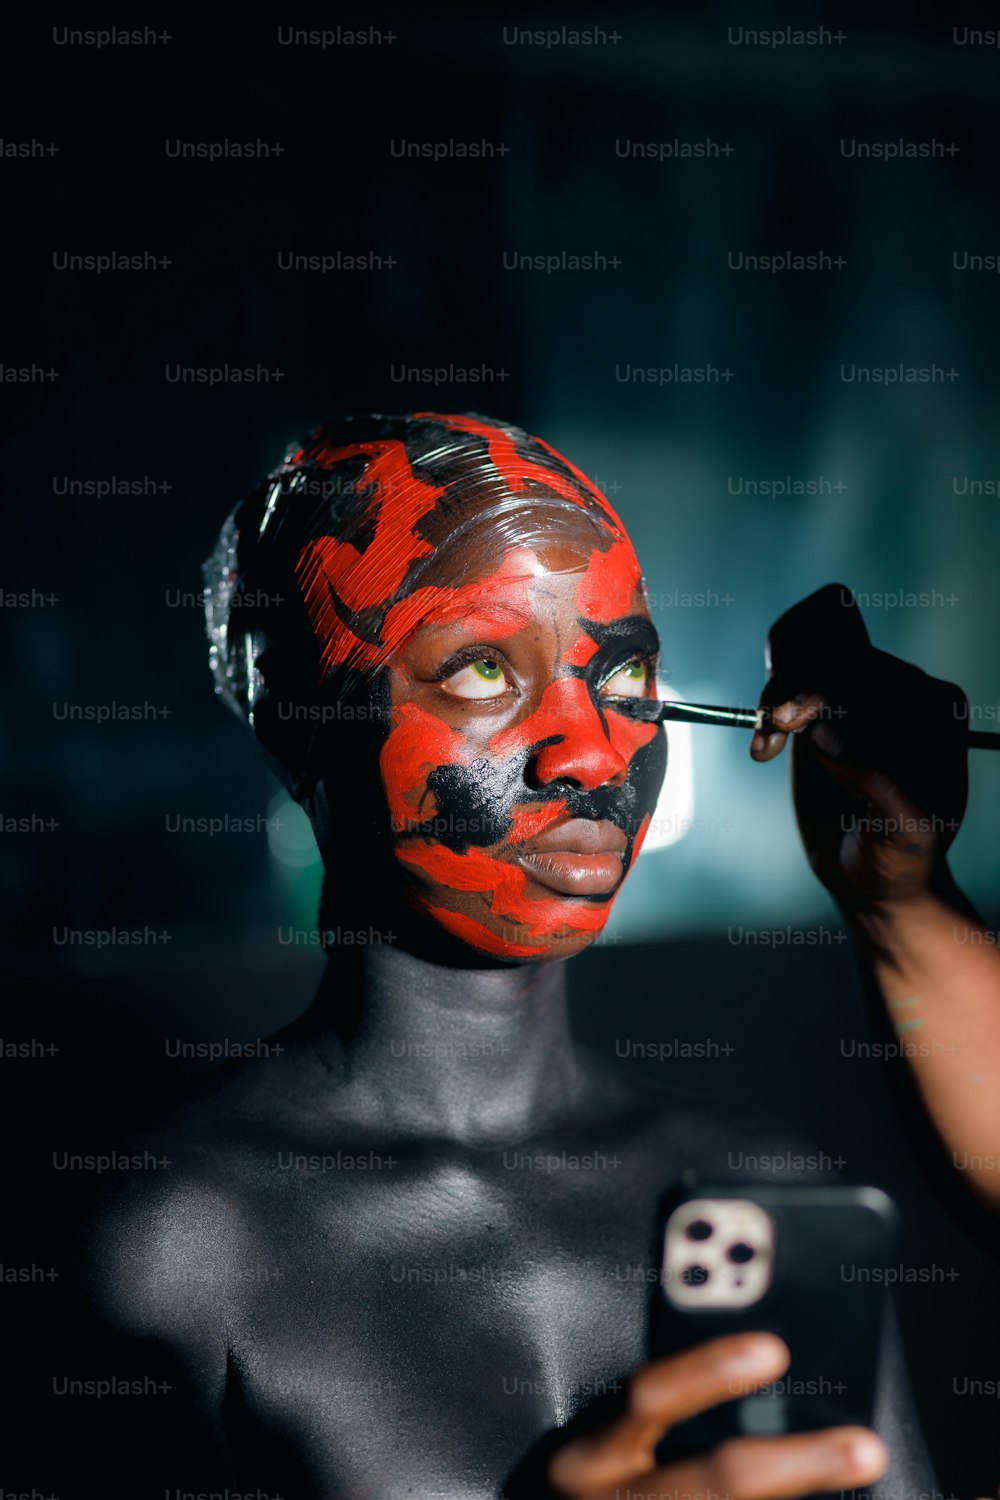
[292,413,634,686]
[289,414,665,962]
[88,958,932,1500]
[379,534,664,961]
[83,416,936,1498]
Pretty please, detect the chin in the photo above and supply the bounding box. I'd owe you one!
[424,903,613,964]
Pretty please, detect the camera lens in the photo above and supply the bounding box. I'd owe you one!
[728,1242,755,1264]
[686,1219,713,1241]
[682,1265,710,1286]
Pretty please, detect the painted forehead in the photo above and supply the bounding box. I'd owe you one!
[288,414,642,679]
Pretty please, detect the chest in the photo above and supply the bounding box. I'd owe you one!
[220,1145,665,1496]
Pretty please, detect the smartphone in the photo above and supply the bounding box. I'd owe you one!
[651,1181,898,1459]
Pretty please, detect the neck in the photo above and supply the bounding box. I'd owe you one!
[296,943,587,1145]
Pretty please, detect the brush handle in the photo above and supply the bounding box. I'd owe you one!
[653,700,1000,750]
[656,701,758,728]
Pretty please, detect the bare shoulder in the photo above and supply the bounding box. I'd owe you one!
[86,1034,329,1346]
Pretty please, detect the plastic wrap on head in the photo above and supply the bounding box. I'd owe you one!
[202,411,643,797]
[204,507,259,724]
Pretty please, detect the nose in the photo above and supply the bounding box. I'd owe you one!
[528,679,630,791]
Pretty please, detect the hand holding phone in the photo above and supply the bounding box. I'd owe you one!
[546,1332,889,1499]
[652,1183,899,1457]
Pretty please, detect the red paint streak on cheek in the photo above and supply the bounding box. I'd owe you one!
[574,537,642,624]
[400,842,527,903]
[426,907,546,959]
[607,712,658,763]
[379,702,468,830]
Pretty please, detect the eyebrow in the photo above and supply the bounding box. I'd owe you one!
[598,614,661,657]
[418,599,535,633]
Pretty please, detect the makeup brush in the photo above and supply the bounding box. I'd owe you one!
[606,695,999,747]
[648,699,1000,751]
[611,582,1000,747]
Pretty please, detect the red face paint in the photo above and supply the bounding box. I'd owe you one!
[291,414,634,683]
[275,413,667,961]
[295,438,445,676]
[377,540,663,961]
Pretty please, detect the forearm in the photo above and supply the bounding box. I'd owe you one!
[845,873,1000,1208]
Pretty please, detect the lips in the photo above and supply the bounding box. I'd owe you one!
[516,817,627,898]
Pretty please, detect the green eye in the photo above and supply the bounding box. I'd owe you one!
[600,658,650,699]
[442,656,511,701]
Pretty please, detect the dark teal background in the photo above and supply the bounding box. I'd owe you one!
[3,7,998,1495]
[5,7,1000,948]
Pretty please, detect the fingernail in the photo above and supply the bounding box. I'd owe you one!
[724,1336,787,1375]
[839,1432,888,1476]
[772,702,798,726]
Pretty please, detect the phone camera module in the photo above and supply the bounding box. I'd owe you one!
[663,1198,774,1309]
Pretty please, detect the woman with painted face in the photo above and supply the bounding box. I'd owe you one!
[87,413,934,1498]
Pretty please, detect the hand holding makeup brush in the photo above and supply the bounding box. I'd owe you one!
[750,582,969,910]
[752,582,1000,1211]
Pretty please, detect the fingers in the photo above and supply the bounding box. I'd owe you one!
[546,1333,789,1497]
[750,691,830,762]
[752,643,970,772]
[643,1425,889,1500]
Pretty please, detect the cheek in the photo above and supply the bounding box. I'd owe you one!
[379,698,547,851]
[379,696,665,853]
[630,725,668,820]
[610,714,664,804]
[425,760,550,849]
[378,702,468,831]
